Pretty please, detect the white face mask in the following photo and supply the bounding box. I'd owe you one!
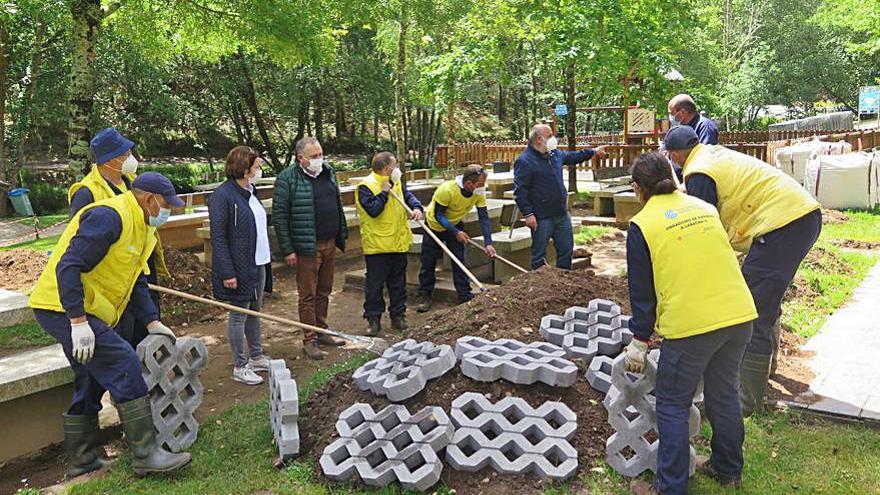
[474,186,486,196]
[121,154,139,174]
[249,168,263,186]
[669,113,680,126]
[545,136,558,152]
[390,168,402,183]
[307,158,323,174]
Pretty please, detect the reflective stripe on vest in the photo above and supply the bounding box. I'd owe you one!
[630,192,757,340]
[355,172,413,255]
[29,192,157,327]
[683,144,819,253]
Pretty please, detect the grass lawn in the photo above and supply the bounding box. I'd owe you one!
[3,213,68,229]
[574,225,615,244]
[820,208,880,243]
[0,234,60,252]
[0,320,54,349]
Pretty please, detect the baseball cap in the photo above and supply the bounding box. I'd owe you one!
[132,172,185,207]
[663,125,699,151]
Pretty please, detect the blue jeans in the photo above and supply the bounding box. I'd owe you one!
[227,264,266,368]
[530,212,573,269]
[655,321,753,495]
[742,209,821,356]
[364,253,408,318]
[34,309,149,416]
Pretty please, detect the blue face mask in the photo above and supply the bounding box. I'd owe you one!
[148,197,171,227]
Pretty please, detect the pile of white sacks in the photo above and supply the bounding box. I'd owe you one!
[775,138,879,209]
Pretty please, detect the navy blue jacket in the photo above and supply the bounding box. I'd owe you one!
[686,114,719,145]
[208,179,268,304]
[625,223,655,342]
[56,206,158,322]
[513,145,595,219]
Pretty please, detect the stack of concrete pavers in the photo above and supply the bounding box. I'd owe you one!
[539,299,633,364]
[136,335,208,452]
[454,336,577,387]
[320,403,453,492]
[268,359,299,460]
[603,351,700,477]
[352,339,455,402]
[446,392,578,481]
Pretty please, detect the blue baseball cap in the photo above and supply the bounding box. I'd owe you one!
[132,172,185,207]
[90,128,135,164]
[663,125,699,151]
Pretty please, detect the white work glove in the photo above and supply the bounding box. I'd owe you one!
[71,321,95,364]
[147,321,177,342]
[624,339,649,373]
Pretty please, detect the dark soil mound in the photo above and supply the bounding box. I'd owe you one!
[158,248,221,326]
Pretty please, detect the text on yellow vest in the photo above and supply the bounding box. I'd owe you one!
[683,144,819,252]
[355,172,413,254]
[425,179,486,232]
[29,192,158,327]
[630,191,757,339]
[68,165,169,277]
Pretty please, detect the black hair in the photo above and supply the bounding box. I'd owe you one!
[630,152,677,200]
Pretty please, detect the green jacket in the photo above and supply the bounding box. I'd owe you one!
[272,164,348,256]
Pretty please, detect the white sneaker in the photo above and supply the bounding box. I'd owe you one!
[233,366,263,385]
[247,355,272,372]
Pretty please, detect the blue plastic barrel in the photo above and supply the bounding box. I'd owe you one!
[8,188,34,216]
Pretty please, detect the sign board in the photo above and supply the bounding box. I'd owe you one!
[627,108,656,133]
[860,86,880,114]
[555,104,568,116]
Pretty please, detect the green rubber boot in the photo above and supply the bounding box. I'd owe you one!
[739,352,772,417]
[117,396,191,476]
[63,414,114,477]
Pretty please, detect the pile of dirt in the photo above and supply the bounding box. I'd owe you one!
[158,248,221,326]
[0,248,49,292]
[821,208,848,225]
[300,367,612,494]
[409,266,630,345]
[802,244,854,275]
[769,325,816,403]
[831,239,880,250]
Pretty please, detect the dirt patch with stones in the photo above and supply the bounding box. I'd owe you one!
[0,248,49,293]
[831,238,880,250]
[821,208,848,225]
[158,248,222,326]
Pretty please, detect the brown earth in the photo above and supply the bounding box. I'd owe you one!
[831,239,880,250]
[0,248,48,293]
[768,325,816,403]
[157,248,223,326]
[821,208,848,225]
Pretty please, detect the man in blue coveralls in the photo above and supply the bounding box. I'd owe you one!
[29,172,192,478]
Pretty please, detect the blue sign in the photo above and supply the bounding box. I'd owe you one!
[860,86,880,114]
[555,104,568,116]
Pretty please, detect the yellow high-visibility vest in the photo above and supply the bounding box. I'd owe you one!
[355,172,412,254]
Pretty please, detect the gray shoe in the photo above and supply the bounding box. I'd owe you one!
[416,293,432,313]
[247,355,272,373]
[63,414,114,478]
[739,352,772,417]
[117,396,192,476]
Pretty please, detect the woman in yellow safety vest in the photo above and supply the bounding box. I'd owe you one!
[623,152,757,495]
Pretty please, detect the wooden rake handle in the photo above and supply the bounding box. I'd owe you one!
[466,238,528,274]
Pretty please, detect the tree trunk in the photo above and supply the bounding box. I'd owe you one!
[373,115,379,142]
[314,87,324,143]
[68,0,102,174]
[334,90,344,138]
[446,76,456,168]
[565,62,578,193]
[296,96,308,142]
[498,84,505,122]
[14,20,47,168]
[394,15,408,168]
[240,63,281,171]
[0,20,8,215]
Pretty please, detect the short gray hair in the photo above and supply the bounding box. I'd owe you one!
[295,137,320,158]
[528,124,551,145]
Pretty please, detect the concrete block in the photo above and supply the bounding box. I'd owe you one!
[603,351,700,478]
[586,356,614,394]
[0,289,32,328]
[320,403,452,492]
[268,359,299,460]
[455,337,576,387]
[446,392,578,481]
[136,335,208,453]
[352,339,455,402]
[539,300,631,364]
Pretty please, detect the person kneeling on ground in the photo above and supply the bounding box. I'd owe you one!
[355,152,424,336]
[623,152,757,495]
[208,146,274,385]
[417,164,496,311]
[29,172,191,477]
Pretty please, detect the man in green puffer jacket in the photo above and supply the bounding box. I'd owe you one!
[272,137,348,360]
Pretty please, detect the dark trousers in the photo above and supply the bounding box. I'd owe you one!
[655,321,753,495]
[530,212,573,269]
[418,227,473,303]
[742,209,821,356]
[364,253,408,318]
[116,256,161,348]
[34,309,149,416]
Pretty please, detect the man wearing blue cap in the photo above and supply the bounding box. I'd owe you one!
[69,128,169,347]
[29,172,192,477]
[664,125,820,418]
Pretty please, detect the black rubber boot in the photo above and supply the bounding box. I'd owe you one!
[391,313,408,331]
[366,316,382,336]
[416,292,432,313]
[63,414,114,477]
[739,352,772,417]
[117,396,191,476]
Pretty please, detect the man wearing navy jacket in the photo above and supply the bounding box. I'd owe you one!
[513,123,605,269]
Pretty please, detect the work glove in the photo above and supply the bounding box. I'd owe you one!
[71,321,95,364]
[624,339,649,373]
[147,321,177,342]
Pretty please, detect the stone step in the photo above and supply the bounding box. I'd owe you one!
[0,289,32,329]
